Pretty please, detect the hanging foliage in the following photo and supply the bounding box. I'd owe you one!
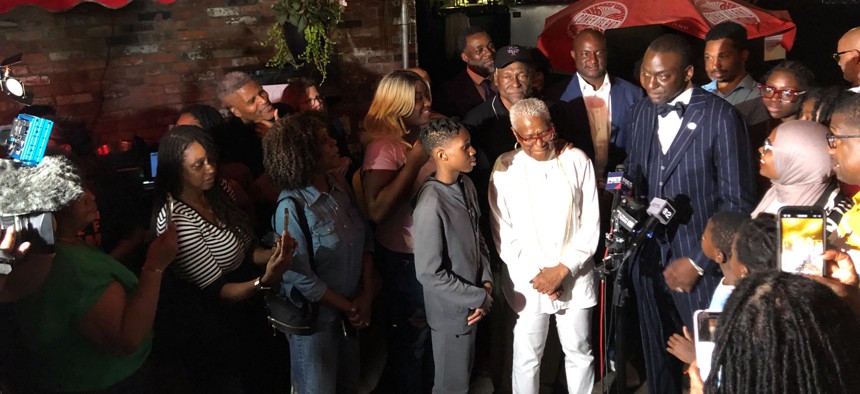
[264,0,345,82]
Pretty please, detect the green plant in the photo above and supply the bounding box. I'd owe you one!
[264,0,345,82]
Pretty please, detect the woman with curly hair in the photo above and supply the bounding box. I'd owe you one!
[359,69,435,391]
[153,125,292,392]
[263,111,374,393]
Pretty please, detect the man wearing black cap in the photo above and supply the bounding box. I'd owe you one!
[464,44,533,172]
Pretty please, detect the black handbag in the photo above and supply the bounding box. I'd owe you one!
[265,196,319,335]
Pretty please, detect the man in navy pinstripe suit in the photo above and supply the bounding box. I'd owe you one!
[624,34,755,394]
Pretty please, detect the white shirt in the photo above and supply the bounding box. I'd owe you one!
[657,87,694,154]
[489,147,600,313]
[578,72,612,178]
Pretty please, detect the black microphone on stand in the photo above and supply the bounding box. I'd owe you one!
[605,164,632,214]
[629,196,678,250]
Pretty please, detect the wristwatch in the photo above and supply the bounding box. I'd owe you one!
[254,276,272,291]
[0,262,11,275]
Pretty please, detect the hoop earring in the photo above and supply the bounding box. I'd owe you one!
[514,141,522,151]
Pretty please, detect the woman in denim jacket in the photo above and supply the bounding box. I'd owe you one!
[263,111,375,394]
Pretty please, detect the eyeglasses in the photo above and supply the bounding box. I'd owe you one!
[826,131,860,149]
[758,83,806,103]
[833,49,859,62]
[762,137,775,153]
[515,126,556,146]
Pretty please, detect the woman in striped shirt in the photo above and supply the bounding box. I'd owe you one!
[154,125,293,392]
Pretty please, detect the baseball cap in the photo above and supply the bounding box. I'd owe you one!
[494,45,533,69]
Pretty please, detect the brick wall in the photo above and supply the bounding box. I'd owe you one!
[0,0,416,145]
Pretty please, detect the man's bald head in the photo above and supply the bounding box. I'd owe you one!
[571,29,608,86]
[837,27,860,86]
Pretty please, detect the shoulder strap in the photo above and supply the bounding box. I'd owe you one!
[273,195,315,263]
[814,181,840,208]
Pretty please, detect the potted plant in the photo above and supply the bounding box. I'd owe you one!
[264,0,346,82]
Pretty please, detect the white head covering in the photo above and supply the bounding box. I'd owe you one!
[752,120,833,217]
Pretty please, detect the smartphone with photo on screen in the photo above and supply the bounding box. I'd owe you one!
[777,206,826,276]
[694,309,720,382]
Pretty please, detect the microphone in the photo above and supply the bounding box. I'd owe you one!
[0,156,84,252]
[605,164,633,216]
[0,156,83,215]
[630,197,677,249]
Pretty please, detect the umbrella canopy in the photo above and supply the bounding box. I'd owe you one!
[538,0,796,73]
[0,0,174,14]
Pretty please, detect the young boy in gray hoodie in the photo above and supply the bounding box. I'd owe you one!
[413,118,494,394]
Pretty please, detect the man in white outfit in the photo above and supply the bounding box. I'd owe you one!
[489,98,599,394]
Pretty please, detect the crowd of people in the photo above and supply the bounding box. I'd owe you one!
[2,18,860,394]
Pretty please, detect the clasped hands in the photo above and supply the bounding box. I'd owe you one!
[467,285,494,326]
[530,263,569,301]
[346,292,373,329]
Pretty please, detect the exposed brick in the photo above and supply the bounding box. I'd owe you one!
[231,56,259,67]
[122,44,159,55]
[19,75,51,87]
[177,30,209,40]
[368,55,393,64]
[114,56,144,66]
[226,16,258,25]
[147,53,178,63]
[55,93,94,106]
[138,11,172,21]
[106,35,140,46]
[5,30,43,41]
[213,48,243,58]
[148,74,182,85]
[48,51,84,62]
[86,26,112,37]
[207,7,240,17]
[181,70,216,82]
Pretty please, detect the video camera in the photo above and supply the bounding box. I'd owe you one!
[0,114,72,260]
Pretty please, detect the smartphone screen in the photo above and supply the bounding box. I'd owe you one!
[778,206,826,276]
[694,309,720,382]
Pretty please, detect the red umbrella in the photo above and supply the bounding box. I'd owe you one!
[0,0,174,14]
[538,0,797,73]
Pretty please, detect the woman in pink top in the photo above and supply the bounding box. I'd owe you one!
[360,69,435,392]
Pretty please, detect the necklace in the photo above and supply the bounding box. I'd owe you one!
[523,153,575,262]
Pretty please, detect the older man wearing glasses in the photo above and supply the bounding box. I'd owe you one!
[836,27,860,93]
[489,98,600,394]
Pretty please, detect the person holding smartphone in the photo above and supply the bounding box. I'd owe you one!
[264,111,375,393]
[153,126,293,392]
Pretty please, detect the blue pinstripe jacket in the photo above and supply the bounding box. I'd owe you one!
[624,87,756,275]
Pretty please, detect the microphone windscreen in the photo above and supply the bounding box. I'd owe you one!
[0,156,83,215]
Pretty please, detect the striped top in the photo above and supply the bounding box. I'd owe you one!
[155,184,246,289]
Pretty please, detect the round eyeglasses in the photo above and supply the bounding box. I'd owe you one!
[515,126,557,146]
[758,83,806,103]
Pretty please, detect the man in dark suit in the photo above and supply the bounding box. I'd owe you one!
[624,34,755,394]
[437,27,497,119]
[555,29,643,183]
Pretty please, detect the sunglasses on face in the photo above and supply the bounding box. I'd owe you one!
[758,84,806,103]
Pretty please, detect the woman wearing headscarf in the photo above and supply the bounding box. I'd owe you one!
[752,119,853,238]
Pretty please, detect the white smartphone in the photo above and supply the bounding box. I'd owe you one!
[694,309,720,382]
